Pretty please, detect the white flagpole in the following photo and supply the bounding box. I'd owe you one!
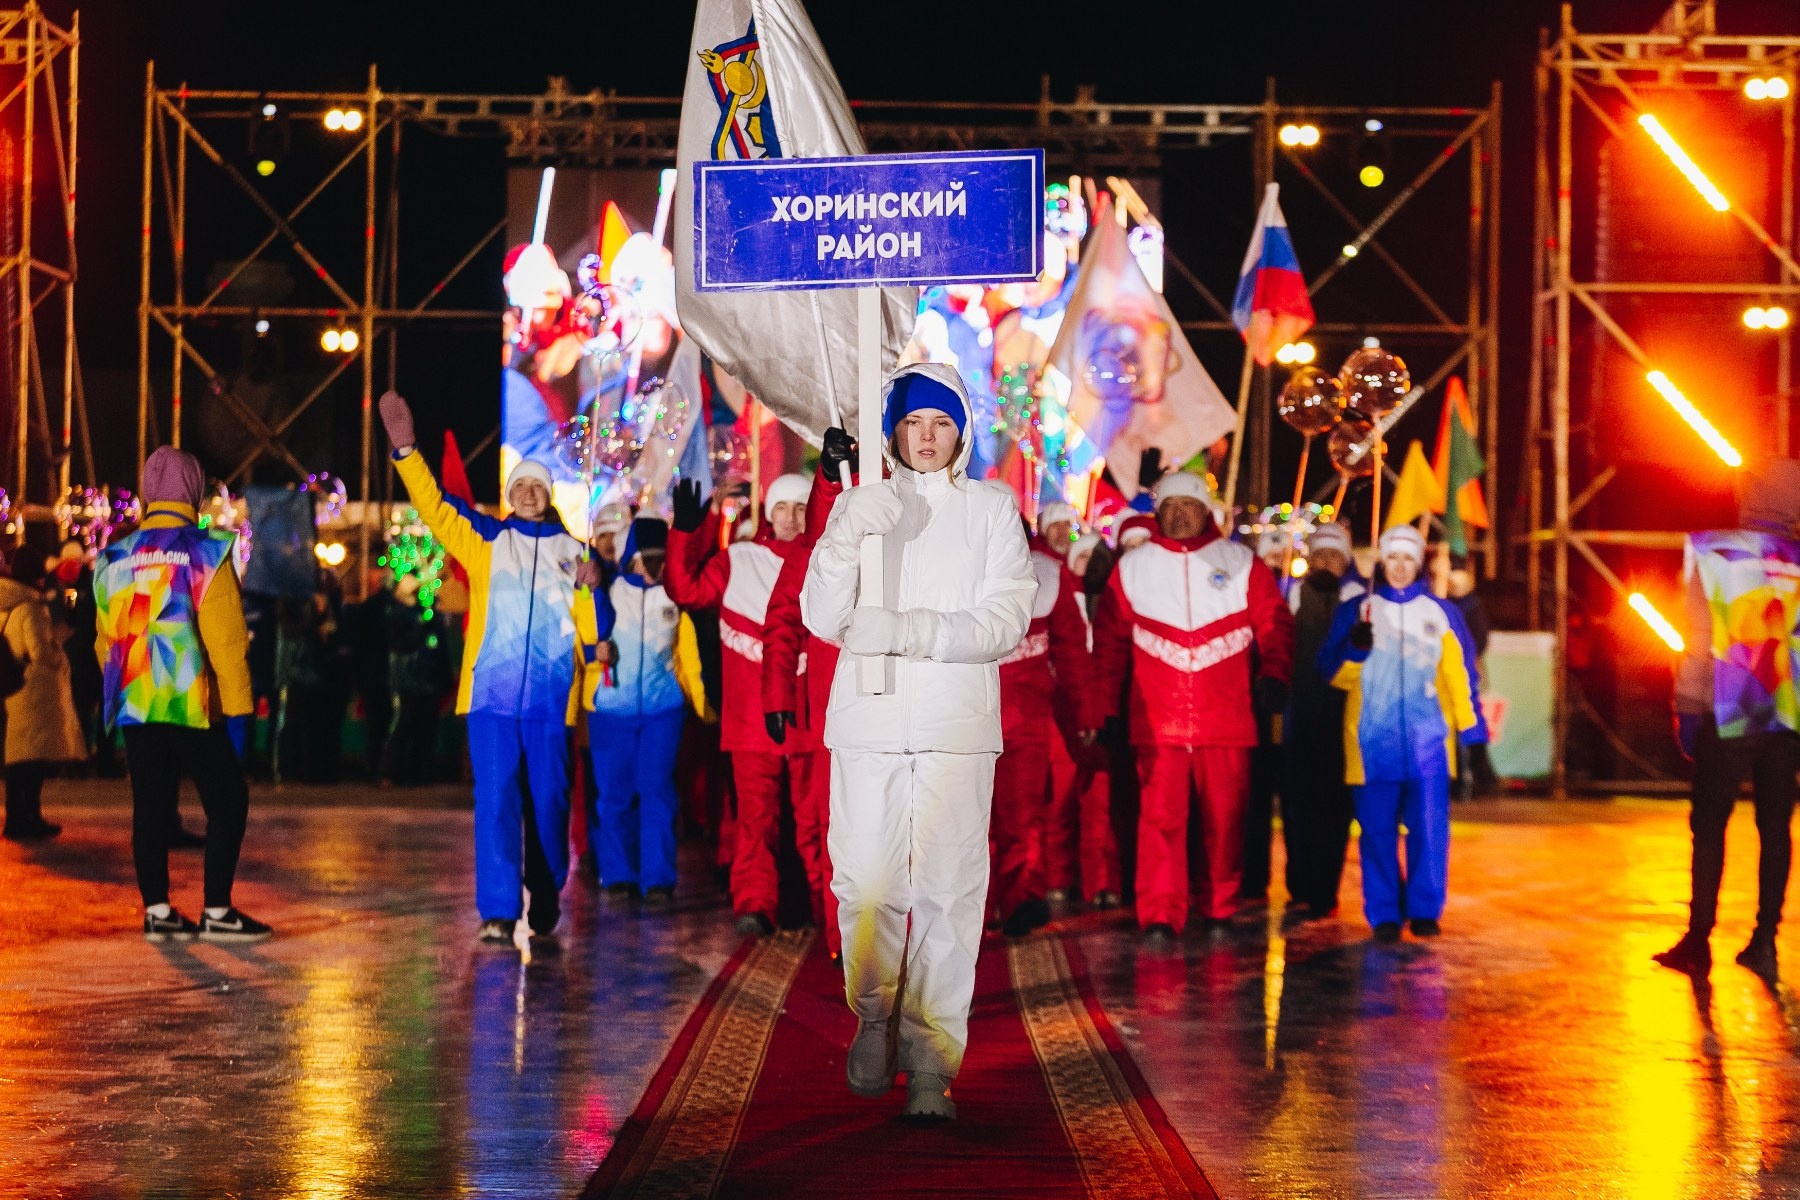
[856,287,886,695]
[809,292,854,491]
[531,168,555,246]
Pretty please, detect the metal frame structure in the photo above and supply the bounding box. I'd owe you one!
[1527,0,1800,789]
[0,3,78,524]
[140,69,1501,570]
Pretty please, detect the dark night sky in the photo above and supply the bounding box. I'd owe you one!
[53,0,1800,503]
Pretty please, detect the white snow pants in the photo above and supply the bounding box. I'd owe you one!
[829,748,995,1079]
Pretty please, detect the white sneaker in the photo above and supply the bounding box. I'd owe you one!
[903,1071,956,1121]
[846,1018,895,1098]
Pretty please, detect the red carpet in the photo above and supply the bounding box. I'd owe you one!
[584,929,1214,1199]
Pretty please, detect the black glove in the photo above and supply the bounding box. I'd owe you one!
[672,478,706,533]
[765,710,793,746]
[1304,569,1339,594]
[1254,676,1288,717]
[1349,621,1375,652]
[820,426,856,480]
[1137,447,1164,492]
[1098,714,1128,748]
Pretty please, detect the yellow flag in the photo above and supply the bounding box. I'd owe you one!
[1384,441,1446,529]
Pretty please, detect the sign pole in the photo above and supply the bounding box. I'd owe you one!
[855,286,886,695]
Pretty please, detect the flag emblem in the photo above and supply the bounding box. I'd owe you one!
[699,22,783,161]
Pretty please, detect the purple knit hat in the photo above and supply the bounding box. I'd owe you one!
[141,446,205,509]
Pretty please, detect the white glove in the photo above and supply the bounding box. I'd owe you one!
[844,607,940,659]
[834,483,904,543]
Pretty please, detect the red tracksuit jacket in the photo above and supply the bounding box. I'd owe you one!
[665,513,807,755]
[761,471,845,755]
[1000,544,1098,748]
[1092,525,1294,748]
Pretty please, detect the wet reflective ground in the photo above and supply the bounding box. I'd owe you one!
[5,785,1798,1197]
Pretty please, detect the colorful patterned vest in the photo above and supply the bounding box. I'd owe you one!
[1688,529,1800,738]
[95,524,236,729]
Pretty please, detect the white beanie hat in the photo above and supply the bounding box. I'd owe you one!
[762,473,810,516]
[591,502,632,536]
[505,459,553,496]
[1151,470,1212,508]
[1257,526,1292,555]
[1037,501,1078,533]
[1378,524,1426,564]
[1307,522,1353,558]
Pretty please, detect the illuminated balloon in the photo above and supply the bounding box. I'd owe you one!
[1328,419,1378,478]
[1337,347,1411,422]
[1278,367,1343,437]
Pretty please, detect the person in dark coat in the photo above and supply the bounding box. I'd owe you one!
[1280,523,1365,919]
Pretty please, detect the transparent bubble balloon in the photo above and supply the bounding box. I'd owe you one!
[1337,347,1410,422]
[1278,367,1344,437]
[1328,419,1378,478]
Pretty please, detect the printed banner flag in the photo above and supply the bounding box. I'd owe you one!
[1051,194,1236,492]
[1432,376,1490,556]
[1231,183,1315,366]
[673,0,915,448]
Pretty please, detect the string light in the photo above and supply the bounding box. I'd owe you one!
[1637,114,1730,213]
[1645,370,1743,467]
[1628,592,1685,653]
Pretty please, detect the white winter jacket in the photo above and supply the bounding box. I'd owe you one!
[801,362,1036,755]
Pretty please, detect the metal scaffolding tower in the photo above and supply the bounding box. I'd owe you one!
[1528,0,1800,789]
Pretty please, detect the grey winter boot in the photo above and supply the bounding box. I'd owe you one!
[903,1071,956,1121]
[846,1018,896,1098]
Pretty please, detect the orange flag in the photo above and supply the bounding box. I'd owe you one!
[1432,377,1490,527]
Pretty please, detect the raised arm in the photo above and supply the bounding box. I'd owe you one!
[381,391,489,569]
[665,483,730,612]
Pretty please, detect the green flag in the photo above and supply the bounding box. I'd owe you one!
[1443,411,1486,557]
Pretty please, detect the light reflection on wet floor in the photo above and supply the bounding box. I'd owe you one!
[4,787,1799,1197]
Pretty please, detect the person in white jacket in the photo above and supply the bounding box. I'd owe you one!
[801,361,1035,1122]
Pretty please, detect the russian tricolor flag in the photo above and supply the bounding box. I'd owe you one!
[1231,183,1314,366]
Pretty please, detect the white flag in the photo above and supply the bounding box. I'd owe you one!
[1051,196,1236,488]
[674,0,915,447]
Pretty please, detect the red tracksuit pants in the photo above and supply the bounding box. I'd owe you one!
[730,751,806,921]
[789,750,839,954]
[1136,745,1251,930]
[1046,734,1120,901]
[989,744,1049,918]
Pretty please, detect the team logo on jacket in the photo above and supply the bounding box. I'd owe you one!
[700,21,782,161]
[1209,569,1231,590]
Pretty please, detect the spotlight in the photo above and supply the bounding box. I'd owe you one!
[1645,370,1743,467]
[1768,305,1792,330]
[1745,306,1770,329]
[254,318,270,336]
[1745,77,1790,101]
[339,329,360,353]
[1363,336,1382,348]
[1364,118,1384,133]
[1359,164,1386,188]
[1279,124,1320,148]
[261,102,277,118]
[1289,556,1309,578]
[1355,130,1390,188]
[1770,77,1793,100]
[324,109,345,131]
[1274,342,1315,365]
[320,328,341,352]
[315,541,348,567]
[1275,343,1296,364]
[341,109,363,131]
[1342,244,1360,258]
[1298,124,1319,147]
[255,159,276,177]
[1628,592,1685,653]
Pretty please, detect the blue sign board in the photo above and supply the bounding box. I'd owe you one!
[693,148,1044,293]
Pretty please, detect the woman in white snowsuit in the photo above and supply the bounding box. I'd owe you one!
[801,362,1035,1121]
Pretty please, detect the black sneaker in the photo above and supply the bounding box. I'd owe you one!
[478,918,518,946]
[1091,891,1122,912]
[1002,898,1052,938]
[1372,922,1402,945]
[1141,922,1178,947]
[527,931,563,958]
[3,818,61,842]
[1736,935,1779,980]
[604,882,641,902]
[198,908,273,943]
[734,911,775,938]
[1409,918,1442,938]
[144,908,199,943]
[642,885,675,910]
[1653,932,1712,976]
[166,824,207,850]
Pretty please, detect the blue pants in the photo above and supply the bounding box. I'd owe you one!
[466,714,572,925]
[1354,776,1450,926]
[589,710,685,890]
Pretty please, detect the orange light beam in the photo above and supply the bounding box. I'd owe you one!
[1637,114,1731,213]
[1628,592,1685,653]
[1645,371,1744,468]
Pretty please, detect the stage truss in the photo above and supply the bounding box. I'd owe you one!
[1527,0,1800,789]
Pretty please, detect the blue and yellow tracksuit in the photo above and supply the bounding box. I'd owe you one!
[1318,580,1483,926]
[393,450,611,924]
[585,561,709,892]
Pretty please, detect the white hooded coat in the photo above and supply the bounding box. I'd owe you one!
[799,361,1035,1084]
[801,361,1036,753]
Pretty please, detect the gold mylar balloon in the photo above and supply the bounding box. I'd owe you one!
[1278,367,1344,437]
[1328,418,1378,478]
[1337,347,1411,422]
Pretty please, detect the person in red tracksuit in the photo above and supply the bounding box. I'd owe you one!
[990,529,1096,936]
[665,471,814,937]
[1090,470,1294,944]
[762,428,857,958]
